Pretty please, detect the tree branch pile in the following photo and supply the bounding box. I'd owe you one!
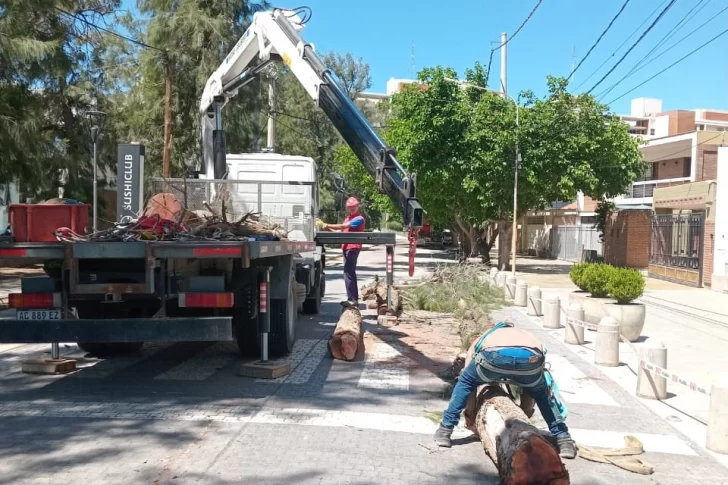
[360,276,402,317]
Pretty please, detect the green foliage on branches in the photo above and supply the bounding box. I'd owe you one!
[576,262,645,303]
[385,64,646,254]
[594,200,616,242]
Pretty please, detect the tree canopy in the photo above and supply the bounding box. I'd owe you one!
[384,63,645,257]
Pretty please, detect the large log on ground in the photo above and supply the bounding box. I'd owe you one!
[474,386,570,485]
[328,307,362,361]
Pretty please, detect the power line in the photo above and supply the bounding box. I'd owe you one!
[486,0,546,86]
[605,27,728,105]
[493,0,546,50]
[54,7,164,52]
[586,0,678,94]
[596,3,728,100]
[567,0,633,82]
[572,0,671,92]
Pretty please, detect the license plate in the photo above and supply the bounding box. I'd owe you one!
[16,309,62,321]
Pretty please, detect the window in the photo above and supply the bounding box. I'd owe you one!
[650,128,655,135]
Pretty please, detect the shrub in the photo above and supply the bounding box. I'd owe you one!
[607,267,645,304]
[581,263,615,298]
[569,262,590,291]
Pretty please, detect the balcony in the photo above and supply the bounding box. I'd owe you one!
[613,176,692,207]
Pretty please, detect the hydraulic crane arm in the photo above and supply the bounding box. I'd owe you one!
[199,8,423,229]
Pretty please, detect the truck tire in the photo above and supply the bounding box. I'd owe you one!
[302,272,323,315]
[77,342,144,358]
[269,281,296,357]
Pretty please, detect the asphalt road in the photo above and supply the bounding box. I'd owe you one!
[1,243,726,484]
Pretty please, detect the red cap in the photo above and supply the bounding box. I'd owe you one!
[346,197,360,208]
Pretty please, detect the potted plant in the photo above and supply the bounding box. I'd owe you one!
[569,262,589,292]
[604,267,646,342]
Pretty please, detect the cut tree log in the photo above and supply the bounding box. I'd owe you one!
[474,385,570,485]
[328,306,362,361]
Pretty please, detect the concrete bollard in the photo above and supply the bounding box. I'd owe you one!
[527,286,542,316]
[565,303,585,345]
[496,272,507,288]
[514,280,528,307]
[543,296,561,329]
[707,376,728,454]
[595,316,620,367]
[489,267,499,283]
[636,338,667,400]
[504,275,517,300]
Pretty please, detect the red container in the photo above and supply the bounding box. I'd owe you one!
[9,204,90,242]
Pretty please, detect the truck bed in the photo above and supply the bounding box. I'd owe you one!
[0,239,315,261]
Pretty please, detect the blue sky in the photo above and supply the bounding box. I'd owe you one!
[122,0,728,114]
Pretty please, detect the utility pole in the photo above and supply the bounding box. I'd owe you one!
[162,53,173,178]
[570,46,577,86]
[500,32,507,95]
[266,74,277,150]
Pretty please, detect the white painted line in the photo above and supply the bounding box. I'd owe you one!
[0,400,471,436]
[546,352,619,407]
[0,343,76,373]
[154,342,238,381]
[569,428,698,456]
[358,342,410,390]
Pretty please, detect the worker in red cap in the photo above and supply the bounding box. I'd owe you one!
[323,196,366,307]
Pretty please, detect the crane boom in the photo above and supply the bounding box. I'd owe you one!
[199,8,423,229]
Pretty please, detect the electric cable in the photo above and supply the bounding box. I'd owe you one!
[586,0,678,94]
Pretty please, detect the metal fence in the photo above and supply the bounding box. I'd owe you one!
[649,213,704,271]
[550,225,603,262]
[150,178,316,241]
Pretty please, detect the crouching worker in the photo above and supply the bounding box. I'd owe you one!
[434,321,577,459]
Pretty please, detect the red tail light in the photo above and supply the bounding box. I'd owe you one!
[8,293,60,309]
[178,293,234,308]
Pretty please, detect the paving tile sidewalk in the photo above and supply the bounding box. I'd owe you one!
[497,306,728,483]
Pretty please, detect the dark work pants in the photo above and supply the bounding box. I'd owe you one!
[343,249,360,301]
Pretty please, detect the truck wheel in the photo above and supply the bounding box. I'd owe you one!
[302,272,323,315]
[77,342,143,358]
[269,281,296,357]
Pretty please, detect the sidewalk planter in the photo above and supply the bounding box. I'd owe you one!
[568,263,647,342]
[603,303,646,342]
[567,293,646,342]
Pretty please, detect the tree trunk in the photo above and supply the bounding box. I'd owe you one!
[474,386,570,485]
[328,307,362,361]
[498,221,512,271]
[455,217,478,258]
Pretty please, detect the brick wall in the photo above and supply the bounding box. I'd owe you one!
[704,220,715,287]
[603,210,651,268]
[654,158,689,179]
[695,145,719,181]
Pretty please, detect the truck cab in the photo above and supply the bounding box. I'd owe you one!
[199,151,324,314]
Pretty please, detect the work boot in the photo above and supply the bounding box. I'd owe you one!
[340,299,358,308]
[556,435,577,459]
[434,424,453,448]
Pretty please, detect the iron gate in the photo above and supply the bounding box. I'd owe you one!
[649,213,705,286]
[550,225,603,262]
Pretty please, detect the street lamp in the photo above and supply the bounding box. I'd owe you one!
[85,103,106,233]
[443,78,521,274]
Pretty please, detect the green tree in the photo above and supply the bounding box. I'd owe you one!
[387,64,645,265]
[0,0,123,204]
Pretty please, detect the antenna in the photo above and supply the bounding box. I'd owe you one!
[410,41,416,79]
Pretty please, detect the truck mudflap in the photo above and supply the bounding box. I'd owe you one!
[0,317,233,344]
